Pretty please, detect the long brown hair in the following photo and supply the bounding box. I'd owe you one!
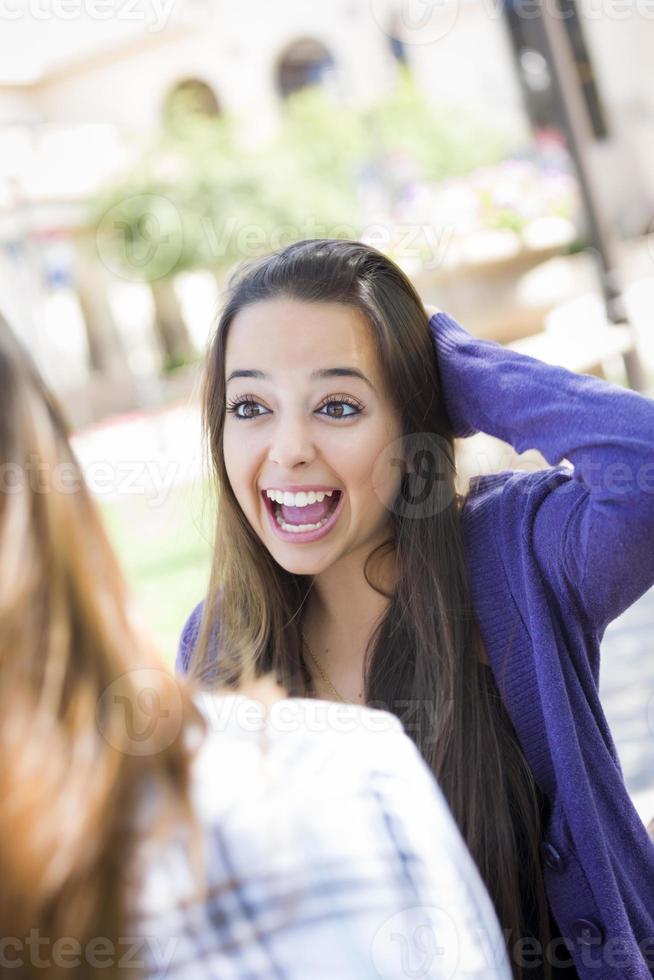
[192,238,553,979]
[0,315,213,978]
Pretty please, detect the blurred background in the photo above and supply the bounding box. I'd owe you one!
[1,0,653,817]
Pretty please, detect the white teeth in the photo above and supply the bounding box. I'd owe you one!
[265,488,336,507]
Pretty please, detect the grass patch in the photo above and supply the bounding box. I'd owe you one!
[100,480,214,668]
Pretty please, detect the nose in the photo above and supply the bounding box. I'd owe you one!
[267,414,317,470]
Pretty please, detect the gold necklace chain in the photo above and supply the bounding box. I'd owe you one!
[301,631,351,703]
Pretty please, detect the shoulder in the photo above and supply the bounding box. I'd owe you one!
[135,693,510,977]
[192,694,408,769]
[189,693,464,853]
[184,693,473,903]
[187,693,510,974]
[189,693,427,808]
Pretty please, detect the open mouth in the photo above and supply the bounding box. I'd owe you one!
[263,490,342,529]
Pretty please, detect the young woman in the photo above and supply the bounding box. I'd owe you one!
[177,238,654,980]
[0,312,512,978]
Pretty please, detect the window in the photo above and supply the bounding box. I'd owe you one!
[163,78,221,128]
[277,39,336,100]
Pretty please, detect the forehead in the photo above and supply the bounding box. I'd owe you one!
[226,298,378,378]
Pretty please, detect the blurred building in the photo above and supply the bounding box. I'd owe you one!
[3,0,653,216]
[1,0,653,422]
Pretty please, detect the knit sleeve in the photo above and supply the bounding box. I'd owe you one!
[430,311,654,637]
[175,600,205,675]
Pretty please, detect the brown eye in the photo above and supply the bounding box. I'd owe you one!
[319,397,362,419]
[225,397,266,420]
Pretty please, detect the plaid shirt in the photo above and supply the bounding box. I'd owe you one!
[132,693,511,979]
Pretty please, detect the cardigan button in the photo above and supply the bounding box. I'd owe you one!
[571,918,605,946]
[540,841,567,872]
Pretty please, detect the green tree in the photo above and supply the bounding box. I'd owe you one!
[88,71,515,290]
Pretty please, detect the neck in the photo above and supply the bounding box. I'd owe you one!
[301,539,397,690]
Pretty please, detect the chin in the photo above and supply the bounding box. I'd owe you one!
[272,548,339,576]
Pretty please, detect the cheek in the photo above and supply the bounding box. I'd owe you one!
[222,426,240,463]
[222,433,255,502]
[367,426,405,505]
[345,434,402,514]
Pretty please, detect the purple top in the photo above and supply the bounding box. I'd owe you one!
[177,311,654,979]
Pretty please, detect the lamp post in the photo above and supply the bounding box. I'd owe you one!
[535,0,647,390]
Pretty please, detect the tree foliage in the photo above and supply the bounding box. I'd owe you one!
[88,68,514,283]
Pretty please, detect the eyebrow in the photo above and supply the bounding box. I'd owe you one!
[226,367,375,390]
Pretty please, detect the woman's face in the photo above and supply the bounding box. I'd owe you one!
[222,297,404,575]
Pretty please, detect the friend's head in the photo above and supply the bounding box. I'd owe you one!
[0,312,205,954]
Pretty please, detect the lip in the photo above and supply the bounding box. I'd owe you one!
[262,489,345,543]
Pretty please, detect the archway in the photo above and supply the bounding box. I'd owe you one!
[276,39,336,99]
[163,78,221,127]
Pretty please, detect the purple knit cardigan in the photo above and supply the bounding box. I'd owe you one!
[176,311,654,979]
